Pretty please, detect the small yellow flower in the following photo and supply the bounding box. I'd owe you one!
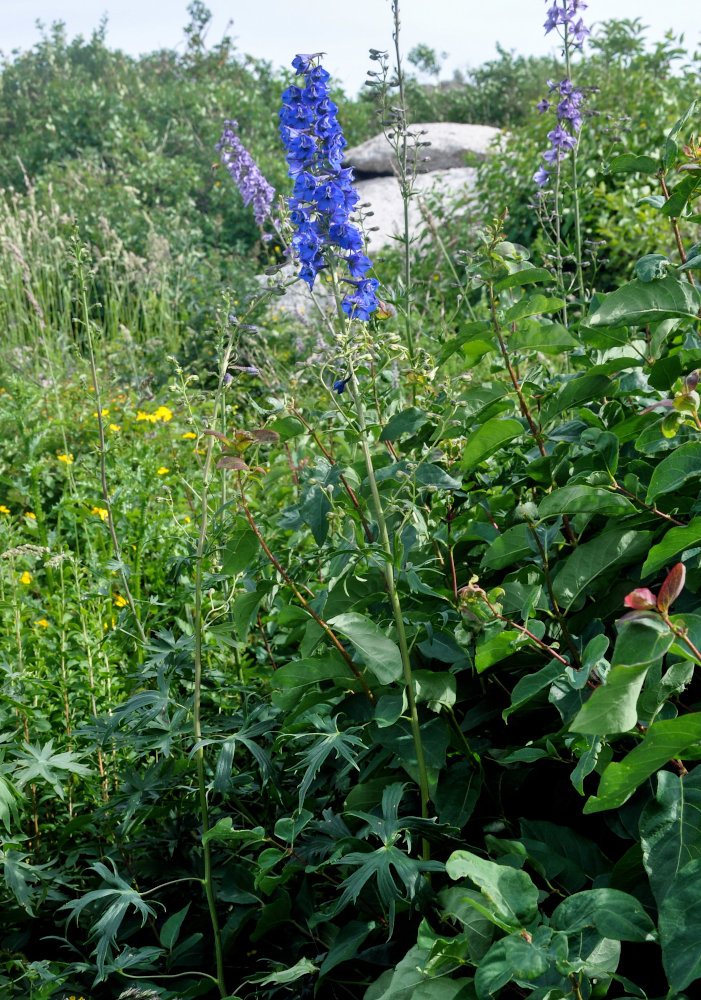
[20,571,32,585]
[0,505,10,514]
[154,405,173,422]
[93,409,109,417]
[136,410,157,423]
[109,423,121,432]
[182,431,197,439]
[157,466,170,475]
[57,453,74,465]
[92,506,109,521]
[184,516,191,523]
[34,619,49,628]
[114,594,128,608]
[25,512,36,519]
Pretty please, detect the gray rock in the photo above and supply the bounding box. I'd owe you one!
[357,167,478,251]
[345,122,502,175]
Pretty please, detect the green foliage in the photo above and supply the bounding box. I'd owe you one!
[1,7,701,1000]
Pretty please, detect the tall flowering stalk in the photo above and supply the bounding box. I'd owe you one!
[279,54,379,321]
[216,119,275,226]
[534,0,589,301]
[275,55,431,837]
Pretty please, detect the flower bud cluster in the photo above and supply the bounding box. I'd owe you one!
[216,120,275,225]
[533,1,588,188]
[279,54,378,322]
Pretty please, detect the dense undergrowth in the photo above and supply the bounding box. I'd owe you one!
[1,3,701,999]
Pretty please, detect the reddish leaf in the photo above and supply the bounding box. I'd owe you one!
[203,429,232,444]
[248,429,281,445]
[216,456,249,471]
[657,562,686,613]
[624,588,658,610]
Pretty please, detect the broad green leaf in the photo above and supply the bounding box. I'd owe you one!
[475,630,524,673]
[659,173,701,217]
[379,407,429,440]
[438,887,494,961]
[415,463,462,490]
[550,888,656,942]
[646,441,701,502]
[269,415,305,441]
[481,523,532,571]
[459,417,524,472]
[552,528,653,611]
[202,818,265,847]
[221,525,259,575]
[474,940,512,1000]
[584,275,701,329]
[232,589,263,641]
[412,670,456,711]
[494,266,552,291]
[642,516,701,576]
[439,321,491,364]
[502,929,550,980]
[270,656,351,710]
[585,715,701,813]
[319,920,375,978]
[634,253,670,282]
[658,856,701,991]
[538,486,635,519]
[503,660,567,720]
[608,153,658,175]
[364,945,430,1000]
[541,374,612,422]
[664,100,697,170]
[519,818,608,892]
[503,294,564,323]
[445,850,539,929]
[160,904,190,950]
[570,621,674,735]
[508,320,578,353]
[640,767,701,905]
[328,613,403,684]
[300,483,331,545]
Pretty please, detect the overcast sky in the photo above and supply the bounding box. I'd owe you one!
[2,1,700,95]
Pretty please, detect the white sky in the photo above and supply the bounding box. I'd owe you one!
[2,0,700,95]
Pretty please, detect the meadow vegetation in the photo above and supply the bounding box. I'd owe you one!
[1,3,701,998]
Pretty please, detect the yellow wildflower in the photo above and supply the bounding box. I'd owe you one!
[92,507,109,521]
[0,505,10,514]
[26,512,36,519]
[57,453,74,465]
[93,409,109,417]
[20,571,32,585]
[114,594,128,608]
[184,516,191,523]
[136,410,157,423]
[182,432,197,440]
[34,619,49,628]
[109,423,121,432]
[157,466,169,475]
[154,405,172,422]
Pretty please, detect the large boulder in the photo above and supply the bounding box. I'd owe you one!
[345,122,502,176]
[357,167,478,252]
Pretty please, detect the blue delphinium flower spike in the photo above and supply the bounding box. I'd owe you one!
[279,54,378,322]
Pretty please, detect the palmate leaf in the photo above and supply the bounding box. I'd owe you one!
[11,740,91,800]
[289,715,365,810]
[62,859,157,981]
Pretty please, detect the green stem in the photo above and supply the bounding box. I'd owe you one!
[346,372,431,834]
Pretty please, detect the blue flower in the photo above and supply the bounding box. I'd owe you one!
[279,54,378,321]
[333,376,351,394]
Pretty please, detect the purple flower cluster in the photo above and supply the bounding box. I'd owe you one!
[279,54,378,322]
[533,1,588,187]
[216,120,275,225]
[543,0,589,45]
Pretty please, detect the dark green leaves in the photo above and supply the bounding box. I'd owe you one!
[445,850,539,931]
[584,275,701,329]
